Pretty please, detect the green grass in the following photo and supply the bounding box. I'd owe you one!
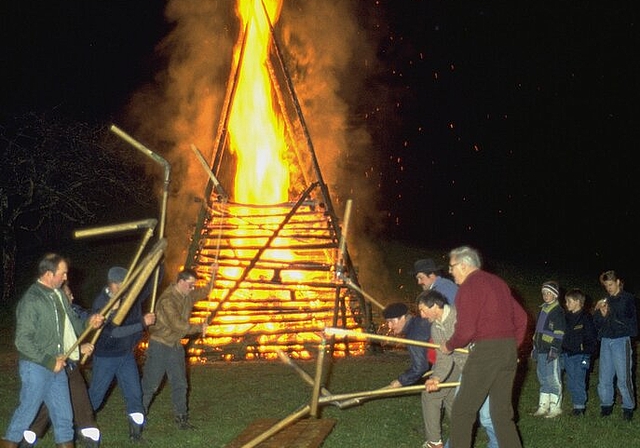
[1,349,639,447]
[1,240,637,447]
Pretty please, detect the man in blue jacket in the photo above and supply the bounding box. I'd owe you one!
[88,267,156,442]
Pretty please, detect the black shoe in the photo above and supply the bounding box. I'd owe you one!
[128,417,145,442]
[572,408,585,416]
[600,405,613,416]
[623,408,633,421]
[175,414,195,430]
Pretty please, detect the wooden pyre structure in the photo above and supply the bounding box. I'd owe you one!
[183,4,370,361]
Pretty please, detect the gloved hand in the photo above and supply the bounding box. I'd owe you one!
[547,347,559,363]
[580,354,591,370]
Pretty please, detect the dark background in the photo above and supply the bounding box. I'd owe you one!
[2,1,638,282]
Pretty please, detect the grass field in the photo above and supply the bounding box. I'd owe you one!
[1,350,639,447]
[1,240,638,447]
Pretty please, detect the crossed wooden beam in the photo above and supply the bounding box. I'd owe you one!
[237,328,461,448]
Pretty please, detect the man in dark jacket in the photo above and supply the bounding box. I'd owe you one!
[383,302,431,388]
[2,254,103,448]
[88,267,156,442]
[593,270,638,421]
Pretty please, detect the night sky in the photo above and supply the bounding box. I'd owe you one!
[2,1,638,279]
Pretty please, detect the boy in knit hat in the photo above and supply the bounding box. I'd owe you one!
[532,280,566,418]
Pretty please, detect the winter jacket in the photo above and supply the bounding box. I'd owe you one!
[15,281,85,371]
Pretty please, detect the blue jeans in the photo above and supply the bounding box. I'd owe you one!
[89,352,145,414]
[598,336,635,409]
[561,353,589,408]
[536,352,562,396]
[142,340,189,416]
[4,360,74,443]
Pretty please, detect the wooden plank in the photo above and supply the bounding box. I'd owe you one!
[226,418,336,448]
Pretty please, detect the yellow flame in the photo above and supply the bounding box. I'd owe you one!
[229,0,288,204]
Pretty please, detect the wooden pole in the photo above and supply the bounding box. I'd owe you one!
[65,239,167,360]
[317,382,461,404]
[276,350,332,397]
[310,338,327,418]
[73,219,157,239]
[324,327,469,354]
[109,124,170,312]
[112,242,165,325]
[342,278,385,310]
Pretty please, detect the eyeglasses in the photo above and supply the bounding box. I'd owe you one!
[448,262,460,271]
[184,281,196,289]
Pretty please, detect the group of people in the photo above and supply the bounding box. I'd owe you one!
[532,271,637,421]
[383,246,527,448]
[383,247,639,448]
[1,253,214,448]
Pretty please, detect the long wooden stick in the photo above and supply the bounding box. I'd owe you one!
[276,350,332,397]
[342,278,385,310]
[336,369,434,408]
[112,243,165,325]
[317,382,461,404]
[324,327,469,354]
[65,239,167,360]
[310,338,327,417]
[335,199,352,281]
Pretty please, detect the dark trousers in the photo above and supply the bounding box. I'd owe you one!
[141,339,189,416]
[30,363,97,437]
[450,338,522,448]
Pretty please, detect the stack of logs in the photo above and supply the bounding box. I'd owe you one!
[187,198,366,362]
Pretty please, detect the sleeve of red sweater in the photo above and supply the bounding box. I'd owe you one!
[512,299,528,347]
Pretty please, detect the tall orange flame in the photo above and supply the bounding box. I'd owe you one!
[229,0,288,204]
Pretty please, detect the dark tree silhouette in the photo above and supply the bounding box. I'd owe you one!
[1,111,155,304]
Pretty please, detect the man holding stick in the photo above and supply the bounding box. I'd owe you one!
[89,266,157,443]
[383,302,431,388]
[418,290,496,448]
[20,282,101,448]
[440,246,527,448]
[141,266,214,430]
[2,254,103,448]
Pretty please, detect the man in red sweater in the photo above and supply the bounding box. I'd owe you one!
[440,246,528,448]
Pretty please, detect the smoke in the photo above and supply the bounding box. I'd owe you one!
[122,0,395,304]
[279,1,394,304]
[123,2,237,277]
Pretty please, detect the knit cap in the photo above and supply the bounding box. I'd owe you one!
[108,266,127,284]
[541,281,559,297]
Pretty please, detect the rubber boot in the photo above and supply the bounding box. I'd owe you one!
[533,393,550,416]
[546,394,562,418]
